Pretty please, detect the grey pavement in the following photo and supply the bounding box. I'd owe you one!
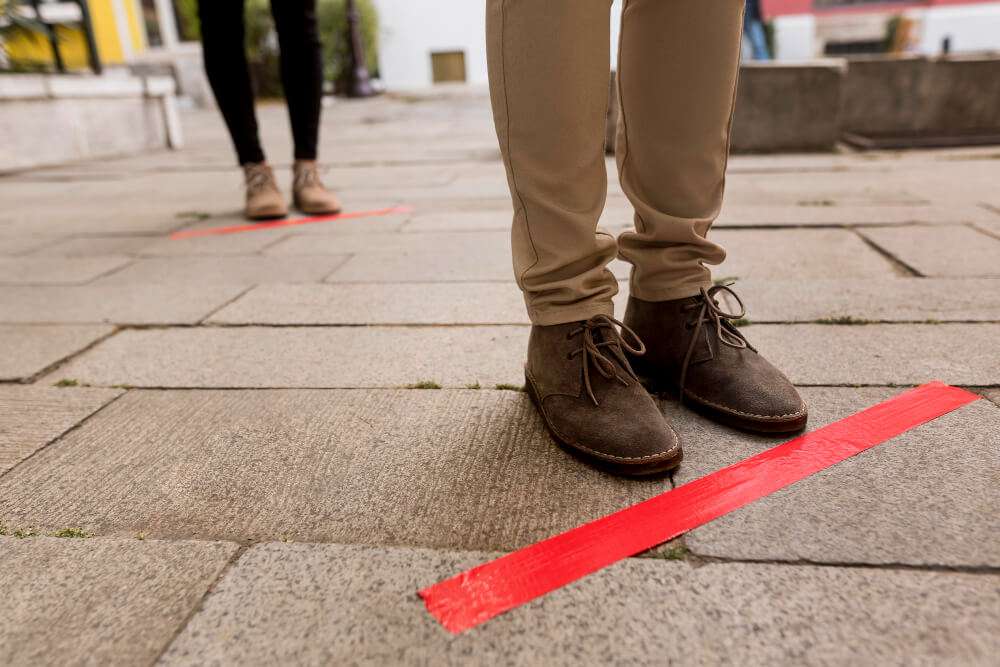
[1,95,999,665]
[161,543,1000,666]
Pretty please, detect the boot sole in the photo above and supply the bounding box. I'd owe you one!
[525,372,683,477]
[640,378,808,436]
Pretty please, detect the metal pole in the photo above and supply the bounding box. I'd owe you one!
[30,0,65,72]
[344,0,375,97]
[76,0,103,74]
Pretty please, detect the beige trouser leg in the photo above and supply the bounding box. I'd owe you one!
[486,0,745,324]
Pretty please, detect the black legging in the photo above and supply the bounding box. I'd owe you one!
[198,0,322,165]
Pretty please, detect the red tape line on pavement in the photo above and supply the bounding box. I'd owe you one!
[418,381,979,634]
[169,205,412,240]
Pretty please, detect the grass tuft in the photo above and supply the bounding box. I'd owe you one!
[464,382,481,390]
[12,527,38,539]
[816,315,871,325]
[660,545,689,560]
[175,211,211,221]
[54,379,79,387]
[406,380,442,389]
[52,527,90,539]
[495,383,524,392]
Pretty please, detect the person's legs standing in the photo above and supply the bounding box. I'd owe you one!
[486,0,681,476]
[199,0,264,166]
[270,0,322,161]
[271,0,341,214]
[198,0,286,219]
[616,0,807,433]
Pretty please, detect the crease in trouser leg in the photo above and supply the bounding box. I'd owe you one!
[486,0,619,326]
[615,0,745,302]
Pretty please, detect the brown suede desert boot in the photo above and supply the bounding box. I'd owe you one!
[624,285,807,434]
[524,315,682,476]
[293,160,342,215]
[243,162,288,220]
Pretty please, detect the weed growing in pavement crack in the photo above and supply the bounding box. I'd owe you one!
[406,380,442,389]
[816,315,872,325]
[52,527,91,538]
[495,383,525,392]
[54,378,80,387]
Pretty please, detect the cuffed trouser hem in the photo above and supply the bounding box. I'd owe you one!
[628,280,713,303]
[527,300,615,327]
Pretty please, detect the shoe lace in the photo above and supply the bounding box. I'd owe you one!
[568,314,646,406]
[678,283,756,398]
[293,164,322,191]
[245,165,276,196]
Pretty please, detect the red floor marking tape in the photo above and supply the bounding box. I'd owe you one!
[169,205,412,240]
[418,381,979,634]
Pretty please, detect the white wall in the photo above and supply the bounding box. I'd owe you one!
[373,0,488,89]
[773,15,817,60]
[374,0,626,89]
[912,4,1000,54]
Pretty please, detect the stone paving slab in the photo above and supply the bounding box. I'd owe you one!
[207,278,1000,326]
[0,386,122,474]
[859,225,1000,277]
[273,227,895,282]
[208,282,530,325]
[716,203,995,227]
[161,543,1000,666]
[1,387,994,570]
[0,236,62,256]
[713,228,897,279]
[33,230,291,257]
[725,277,1000,323]
[747,323,1000,385]
[668,387,1000,568]
[0,255,131,285]
[983,389,1000,408]
[94,255,351,286]
[0,284,246,325]
[391,203,990,234]
[0,389,669,546]
[51,326,527,388]
[0,536,238,667]
[0,324,113,381]
[51,323,999,388]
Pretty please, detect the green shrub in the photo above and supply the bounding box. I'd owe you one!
[242,0,379,98]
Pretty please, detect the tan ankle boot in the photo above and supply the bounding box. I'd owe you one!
[292,160,342,215]
[243,163,288,220]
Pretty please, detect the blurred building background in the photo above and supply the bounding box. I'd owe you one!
[2,0,999,172]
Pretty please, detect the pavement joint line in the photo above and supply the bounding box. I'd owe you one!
[850,227,924,277]
[683,553,1000,576]
[318,254,356,282]
[12,325,122,385]
[0,388,127,482]
[195,285,258,325]
[151,542,249,665]
[81,257,138,286]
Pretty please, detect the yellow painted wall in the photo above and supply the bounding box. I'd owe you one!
[3,0,148,69]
